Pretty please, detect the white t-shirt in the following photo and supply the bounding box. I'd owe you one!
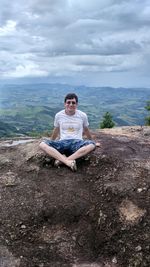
[54,109,89,140]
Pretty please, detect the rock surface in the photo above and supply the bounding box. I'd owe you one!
[0,126,150,267]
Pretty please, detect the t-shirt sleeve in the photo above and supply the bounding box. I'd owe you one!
[83,113,89,127]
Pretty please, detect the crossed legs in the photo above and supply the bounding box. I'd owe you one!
[39,141,95,169]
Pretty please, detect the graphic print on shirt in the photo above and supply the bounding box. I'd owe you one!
[61,121,81,136]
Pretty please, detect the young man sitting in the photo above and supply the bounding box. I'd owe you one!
[39,93,100,171]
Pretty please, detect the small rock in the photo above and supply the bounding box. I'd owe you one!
[137,188,143,193]
[135,245,142,252]
[20,225,26,229]
[72,236,76,241]
[112,256,117,264]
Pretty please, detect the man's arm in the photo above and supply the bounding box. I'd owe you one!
[50,127,60,140]
[83,126,93,139]
[83,126,100,147]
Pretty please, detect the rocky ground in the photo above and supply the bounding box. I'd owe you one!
[0,126,150,267]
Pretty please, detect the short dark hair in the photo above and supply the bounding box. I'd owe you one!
[64,93,78,103]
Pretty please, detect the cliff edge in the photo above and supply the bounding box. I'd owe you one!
[0,126,150,267]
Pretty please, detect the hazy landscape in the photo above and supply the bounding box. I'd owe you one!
[0,83,149,137]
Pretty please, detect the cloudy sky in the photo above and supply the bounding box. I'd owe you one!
[0,0,150,87]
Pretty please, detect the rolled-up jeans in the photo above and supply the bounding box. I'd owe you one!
[43,139,96,155]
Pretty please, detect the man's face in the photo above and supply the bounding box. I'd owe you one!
[64,98,77,114]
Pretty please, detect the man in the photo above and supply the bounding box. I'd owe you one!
[39,93,99,171]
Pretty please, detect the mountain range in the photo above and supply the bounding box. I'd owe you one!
[0,83,149,137]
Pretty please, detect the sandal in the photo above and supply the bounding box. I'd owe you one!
[70,160,77,172]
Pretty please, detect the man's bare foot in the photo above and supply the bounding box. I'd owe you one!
[54,158,77,171]
[67,160,77,172]
[54,155,66,168]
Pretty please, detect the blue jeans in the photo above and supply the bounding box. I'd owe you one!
[43,139,96,155]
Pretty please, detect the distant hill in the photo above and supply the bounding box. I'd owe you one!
[0,120,19,138]
[0,83,149,137]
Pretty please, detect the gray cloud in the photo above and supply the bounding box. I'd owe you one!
[0,0,150,87]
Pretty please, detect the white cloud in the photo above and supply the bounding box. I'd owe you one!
[6,63,48,78]
[0,0,150,87]
[0,20,17,36]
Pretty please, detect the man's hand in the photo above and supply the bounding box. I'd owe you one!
[96,142,100,147]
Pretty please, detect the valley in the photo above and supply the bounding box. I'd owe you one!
[0,83,149,137]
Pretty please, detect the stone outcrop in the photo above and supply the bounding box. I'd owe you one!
[0,126,150,267]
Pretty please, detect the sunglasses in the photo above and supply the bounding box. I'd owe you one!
[66,101,77,105]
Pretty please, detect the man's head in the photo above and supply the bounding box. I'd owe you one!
[64,93,78,104]
[64,93,78,115]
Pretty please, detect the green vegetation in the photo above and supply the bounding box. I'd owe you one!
[145,100,150,126]
[100,112,115,129]
[0,121,18,138]
[0,84,149,137]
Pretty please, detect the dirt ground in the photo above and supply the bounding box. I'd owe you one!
[0,126,150,267]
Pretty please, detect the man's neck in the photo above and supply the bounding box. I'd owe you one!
[65,109,76,116]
